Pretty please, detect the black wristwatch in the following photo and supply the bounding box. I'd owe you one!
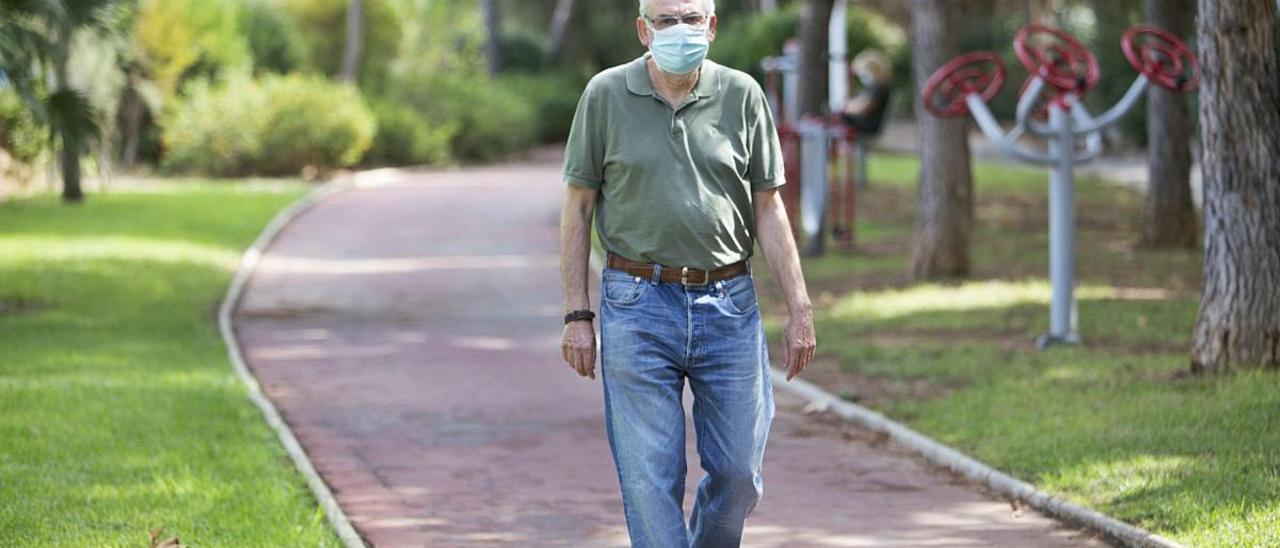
[564,309,596,324]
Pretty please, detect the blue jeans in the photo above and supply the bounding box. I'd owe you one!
[599,264,775,548]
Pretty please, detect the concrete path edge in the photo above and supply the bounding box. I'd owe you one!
[588,248,1180,548]
[218,175,366,548]
[770,373,1182,548]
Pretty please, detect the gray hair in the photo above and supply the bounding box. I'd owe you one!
[638,0,716,17]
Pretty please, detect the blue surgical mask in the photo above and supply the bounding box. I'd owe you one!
[648,23,710,75]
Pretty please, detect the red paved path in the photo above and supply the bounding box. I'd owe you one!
[234,156,1100,547]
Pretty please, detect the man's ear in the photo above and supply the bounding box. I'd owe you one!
[636,17,652,48]
[708,15,718,42]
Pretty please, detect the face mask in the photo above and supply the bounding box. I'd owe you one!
[648,23,710,75]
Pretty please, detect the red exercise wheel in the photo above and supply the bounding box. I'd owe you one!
[922,51,1007,117]
[1122,24,1199,92]
[1014,24,1100,93]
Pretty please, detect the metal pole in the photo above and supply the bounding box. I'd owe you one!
[782,46,800,127]
[1040,102,1081,348]
[828,0,849,114]
[799,118,830,255]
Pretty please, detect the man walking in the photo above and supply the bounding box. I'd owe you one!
[559,0,816,546]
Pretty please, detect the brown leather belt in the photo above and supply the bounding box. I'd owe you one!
[606,253,749,286]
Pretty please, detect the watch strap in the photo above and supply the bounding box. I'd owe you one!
[564,309,596,324]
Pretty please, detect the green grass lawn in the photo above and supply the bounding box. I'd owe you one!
[755,153,1279,547]
[0,182,340,546]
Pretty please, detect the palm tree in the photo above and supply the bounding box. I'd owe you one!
[0,0,117,202]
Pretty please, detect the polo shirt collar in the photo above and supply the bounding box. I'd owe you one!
[625,53,722,100]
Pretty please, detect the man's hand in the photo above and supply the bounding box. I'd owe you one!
[562,320,597,380]
[560,184,597,380]
[783,309,816,381]
[753,187,817,382]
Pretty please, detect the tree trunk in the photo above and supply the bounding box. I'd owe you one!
[339,0,363,83]
[1090,0,1137,117]
[482,0,503,75]
[909,0,972,279]
[120,68,144,171]
[1190,0,1280,373]
[1141,0,1198,248]
[53,52,82,203]
[546,0,576,63]
[59,134,82,202]
[797,0,835,117]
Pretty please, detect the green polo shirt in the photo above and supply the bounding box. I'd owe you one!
[563,53,786,271]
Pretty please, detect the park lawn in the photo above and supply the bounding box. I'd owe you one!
[755,153,1279,547]
[0,182,340,546]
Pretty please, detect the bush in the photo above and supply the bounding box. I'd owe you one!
[444,77,537,162]
[160,77,263,175]
[162,74,375,176]
[240,0,306,74]
[499,29,550,74]
[363,98,453,167]
[0,89,46,166]
[497,73,584,143]
[387,72,537,163]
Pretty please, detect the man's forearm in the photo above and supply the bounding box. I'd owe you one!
[560,191,594,313]
[755,195,811,314]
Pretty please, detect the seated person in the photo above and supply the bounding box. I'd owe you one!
[841,49,893,188]
[842,49,893,134]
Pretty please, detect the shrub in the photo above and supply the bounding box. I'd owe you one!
[498,29,550,74]
[160,77,264,175]
[255,75,376,174]
[0,88,46,166]
[240,0,306,74]
[444,77,537,162]
[388,72,537,163]
[161,74,375,176]
[497,73,584,143]
[363,98,454,167]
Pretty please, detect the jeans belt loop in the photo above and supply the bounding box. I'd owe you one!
[650,262,661,285]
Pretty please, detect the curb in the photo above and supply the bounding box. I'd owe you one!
[771,373,1183,548]
[586,248,1180,548]
[217,176,366,548]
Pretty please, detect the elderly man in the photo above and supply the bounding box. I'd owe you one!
[558,0,815,546]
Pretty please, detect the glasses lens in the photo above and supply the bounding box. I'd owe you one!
[650,13,704,29]
[651,16,679,29]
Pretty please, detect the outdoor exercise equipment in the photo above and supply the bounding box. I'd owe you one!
[921,23,1198,348]
[761,0,861,255]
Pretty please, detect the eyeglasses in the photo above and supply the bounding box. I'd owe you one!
[644,13,708,30]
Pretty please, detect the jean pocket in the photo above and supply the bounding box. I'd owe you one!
[720,275,758,315]
[602,269,647,305]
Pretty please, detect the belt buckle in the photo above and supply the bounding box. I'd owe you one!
[681,266,708,287]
